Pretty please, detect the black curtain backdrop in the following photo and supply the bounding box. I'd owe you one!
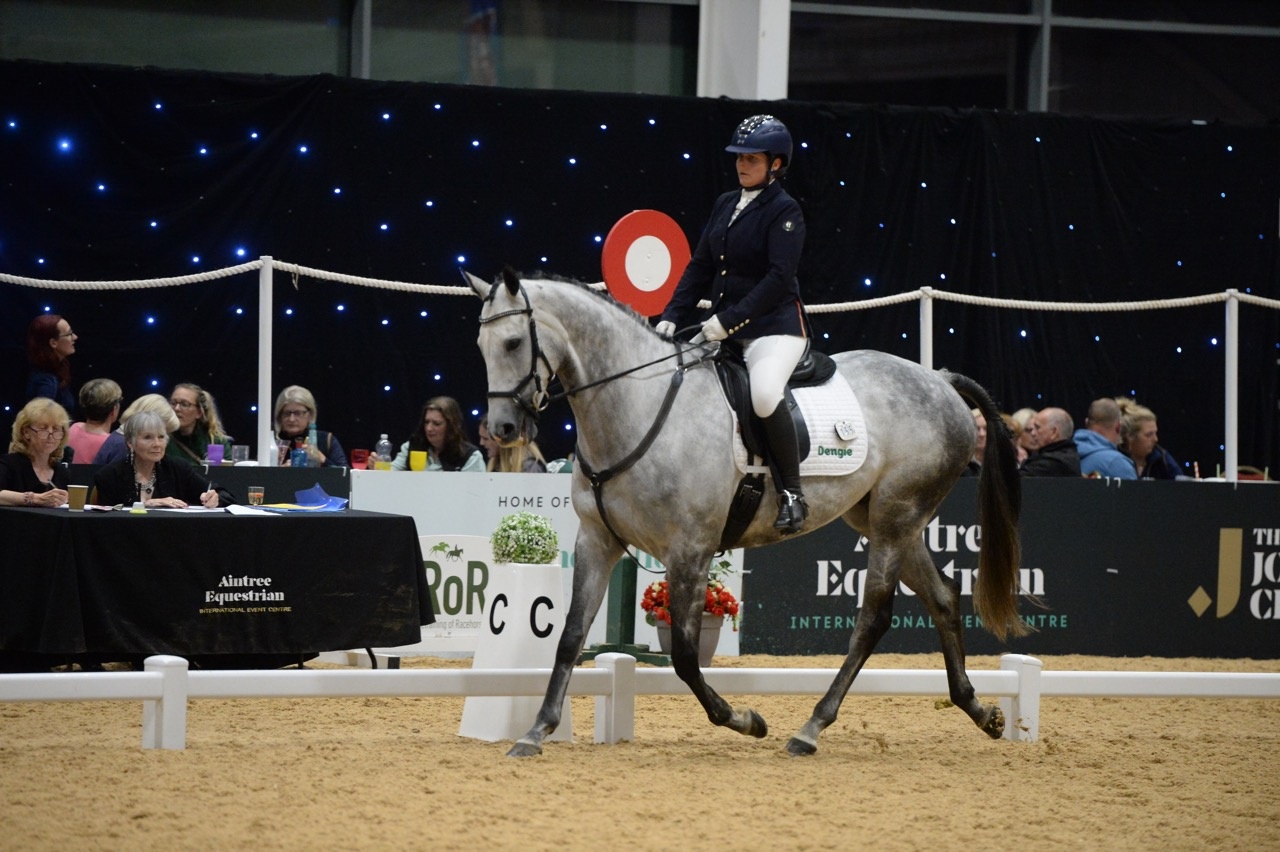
[2,60,1277,469]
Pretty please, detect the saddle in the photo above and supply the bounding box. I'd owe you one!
[713,345,837,550]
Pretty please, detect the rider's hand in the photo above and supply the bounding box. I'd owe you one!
[654,320,676,338]
[700,314,728,342]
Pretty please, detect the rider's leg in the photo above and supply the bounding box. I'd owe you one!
[745,335,809,534]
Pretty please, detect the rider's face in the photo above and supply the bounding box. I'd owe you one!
[736,152,774,188]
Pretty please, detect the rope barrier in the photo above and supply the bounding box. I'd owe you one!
[1,260,1271,314]
[0,261,265,290]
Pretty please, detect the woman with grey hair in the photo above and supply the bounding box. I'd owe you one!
[273,384,347,467]
[93,410,233,507]
[94,393,181,466]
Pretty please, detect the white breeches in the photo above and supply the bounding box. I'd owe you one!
[743,334,807,417]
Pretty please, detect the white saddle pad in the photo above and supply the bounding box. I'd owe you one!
[729,374,867,477]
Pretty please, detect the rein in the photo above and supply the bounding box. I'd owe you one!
[479,283,713,558]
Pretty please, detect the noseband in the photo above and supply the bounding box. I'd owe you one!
[478,282,556,421]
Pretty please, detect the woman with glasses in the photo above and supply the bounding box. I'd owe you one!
[0,398,71,507]
[93,411,230,508]
[273,385,348,468]
[166,383,232,466]
[25,314,78,416]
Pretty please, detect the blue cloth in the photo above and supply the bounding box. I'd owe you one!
[26,370,75,416]
[94,432,128,465]
[1074,430,1137,479]
[661,180,806,339]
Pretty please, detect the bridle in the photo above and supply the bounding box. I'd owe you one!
[477,282,556,420]
[478,279,715,557]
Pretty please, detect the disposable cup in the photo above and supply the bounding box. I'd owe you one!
[206,444,225,465]
[67,484,89,511]
[409,450,428,471]
[231,444,251,463]
[350,448,369,470]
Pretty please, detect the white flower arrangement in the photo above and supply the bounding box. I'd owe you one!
[490,511,559,564]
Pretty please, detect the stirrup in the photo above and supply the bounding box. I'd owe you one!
[774,490,807,534]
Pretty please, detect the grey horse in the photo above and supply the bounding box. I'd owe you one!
[467,268,1028,758]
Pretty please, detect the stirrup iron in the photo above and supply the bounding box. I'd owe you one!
[774,489,807,534]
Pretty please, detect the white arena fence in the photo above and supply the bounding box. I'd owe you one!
[2,653,1278,751]
[3,257,1276,482]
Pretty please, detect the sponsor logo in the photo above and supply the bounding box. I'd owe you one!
[1190,528,1280,620]
[816,445,854,459]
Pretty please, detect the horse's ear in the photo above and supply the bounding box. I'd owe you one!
[501,266,521,296]
[460,269,491,300]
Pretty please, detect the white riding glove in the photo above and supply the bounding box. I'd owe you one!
[700,314,728,342]
[654,320,676,338]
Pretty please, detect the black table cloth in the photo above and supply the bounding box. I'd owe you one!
[1,508,432,668]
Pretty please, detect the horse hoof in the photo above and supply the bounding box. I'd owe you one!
[746,708,768,738]
[980,705,1004,739]
[506,740,544,758]
[785,736,817,757]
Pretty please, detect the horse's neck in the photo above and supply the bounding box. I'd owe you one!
[540,287,692,455]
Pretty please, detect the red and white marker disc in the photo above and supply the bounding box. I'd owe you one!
[601,209,690,317]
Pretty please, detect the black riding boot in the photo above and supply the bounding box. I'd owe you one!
[762,400,807,534]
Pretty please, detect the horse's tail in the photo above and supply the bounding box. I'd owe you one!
[945,371,1030,641]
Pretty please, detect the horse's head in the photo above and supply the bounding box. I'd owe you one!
[465,267,553,446]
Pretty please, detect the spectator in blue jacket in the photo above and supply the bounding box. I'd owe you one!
[1074,398,1138,479]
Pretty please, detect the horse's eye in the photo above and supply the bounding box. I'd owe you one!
[504,337,521,353]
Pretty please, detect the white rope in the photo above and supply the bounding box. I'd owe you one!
[0,260,264,290]
[268,260,471,297]
[0,261,1273,315]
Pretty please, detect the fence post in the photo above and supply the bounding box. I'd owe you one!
[999,653,1042,742]
[142,655,189,750]
[258,256,275,466]
[918,286,934,370]
[1224,289,1239,482]
[593,653,636,744]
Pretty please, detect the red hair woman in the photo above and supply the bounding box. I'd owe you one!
[26,314,78,416]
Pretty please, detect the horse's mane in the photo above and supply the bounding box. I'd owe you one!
[518,271,663,338]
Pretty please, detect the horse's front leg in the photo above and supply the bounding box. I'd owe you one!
[507,528,620,758]
[667,564,768,740]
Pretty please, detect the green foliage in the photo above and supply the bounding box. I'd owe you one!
[490,511,559,564]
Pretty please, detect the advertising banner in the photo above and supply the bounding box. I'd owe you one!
[741,478,1279,658]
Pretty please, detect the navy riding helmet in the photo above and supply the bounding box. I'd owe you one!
[725,114,793,177]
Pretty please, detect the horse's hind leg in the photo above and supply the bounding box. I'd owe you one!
[900,541,1004,739]
[507,527,620,757]
[786,531,901,756]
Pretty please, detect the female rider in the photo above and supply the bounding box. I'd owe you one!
[656,115,809,533]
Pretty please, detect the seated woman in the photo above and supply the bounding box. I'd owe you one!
[166,382,232,466]
[480,414,546,472]
[66,377,122,464]
[273,385,348,467]
[1116,397,1182,479]
[0,398,71,507]
[97,394,181,465]
[93,411,233,508]
[386,396,483,471]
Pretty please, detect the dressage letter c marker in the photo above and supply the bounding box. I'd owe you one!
[530,595,555,638]
[489,593,508,635]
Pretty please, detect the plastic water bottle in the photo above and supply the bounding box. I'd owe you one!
[374,434,393,470]
[308,422,318,453]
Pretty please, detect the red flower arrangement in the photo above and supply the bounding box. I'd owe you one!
[640,560,741,631]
